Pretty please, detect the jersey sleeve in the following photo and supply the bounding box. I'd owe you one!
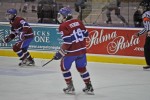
[59,24,71,51]
[10,26,18,37]
[138,12,150,35]
[20,19,31,34]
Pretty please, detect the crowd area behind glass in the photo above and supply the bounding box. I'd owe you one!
[0,0,147,27]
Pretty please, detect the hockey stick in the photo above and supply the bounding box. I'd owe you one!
[93,11,103,24]
[42,57,54,67]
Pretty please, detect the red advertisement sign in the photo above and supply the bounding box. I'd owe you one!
[86,27,146,57]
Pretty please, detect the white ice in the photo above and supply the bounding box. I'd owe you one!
[0,56,150,100]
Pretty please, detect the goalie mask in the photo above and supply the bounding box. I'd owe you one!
[5,8,17,21]
[57,7,72,23]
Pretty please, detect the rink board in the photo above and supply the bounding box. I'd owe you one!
[0,49,145,65]
[0,22,146,65]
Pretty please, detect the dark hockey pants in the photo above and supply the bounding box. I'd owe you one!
[144,36,150,65]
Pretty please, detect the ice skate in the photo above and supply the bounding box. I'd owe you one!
[19,58,35,67]
[26,58,35,66]
[106,20,112,24]
[83,81,94,95]
[143,65,150,70]
[63,81,75,94]
[18,59,28,67]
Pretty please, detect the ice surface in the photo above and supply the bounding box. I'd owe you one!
[0,56,150,100]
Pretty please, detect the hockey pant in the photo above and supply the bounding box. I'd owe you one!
[13,38,33,61]
[144,36,150,65]
[60,54,91,84]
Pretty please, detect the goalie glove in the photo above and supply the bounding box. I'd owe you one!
[53,49,67,60]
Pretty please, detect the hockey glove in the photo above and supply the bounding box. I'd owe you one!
[0,36,12,43]
[134,33,140,37]
[53,49,67,60]
[147,31,150,37]
[1,33,15,43]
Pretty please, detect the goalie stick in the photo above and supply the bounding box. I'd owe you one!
[42,58,54,67]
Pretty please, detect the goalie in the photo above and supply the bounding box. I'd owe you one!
[0,8,35,67]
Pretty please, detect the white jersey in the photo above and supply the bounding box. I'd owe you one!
[138,11,150,35]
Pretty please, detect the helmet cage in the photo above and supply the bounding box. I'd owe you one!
[5,13,15,21]
[57,7,72,23]
[57,13,65,23]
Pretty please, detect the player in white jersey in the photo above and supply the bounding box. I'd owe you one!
[135,1,150,69]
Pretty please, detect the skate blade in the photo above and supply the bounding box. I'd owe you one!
[19,63,26,67]
[64,91,75,95]
[84,91,94,95]
[143,67,150,70]
[143,68,150,71]
[26,64,35,66]
[19,64,35,67]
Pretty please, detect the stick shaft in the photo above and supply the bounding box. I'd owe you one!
[42,58,54,67]
[93,12,103,24]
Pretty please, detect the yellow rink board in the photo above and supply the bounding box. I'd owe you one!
[0,50,146,66]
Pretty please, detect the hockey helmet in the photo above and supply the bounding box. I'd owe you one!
[57,7,72,23]
[6,8,17,20]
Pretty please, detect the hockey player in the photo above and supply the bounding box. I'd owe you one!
[102,0,128,25]
[134,1,150,69]
[0,8,35,66]
[74,0,92,22]
[53,7,94,94]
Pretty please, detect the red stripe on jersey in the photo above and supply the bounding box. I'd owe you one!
[143,17,150,22]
